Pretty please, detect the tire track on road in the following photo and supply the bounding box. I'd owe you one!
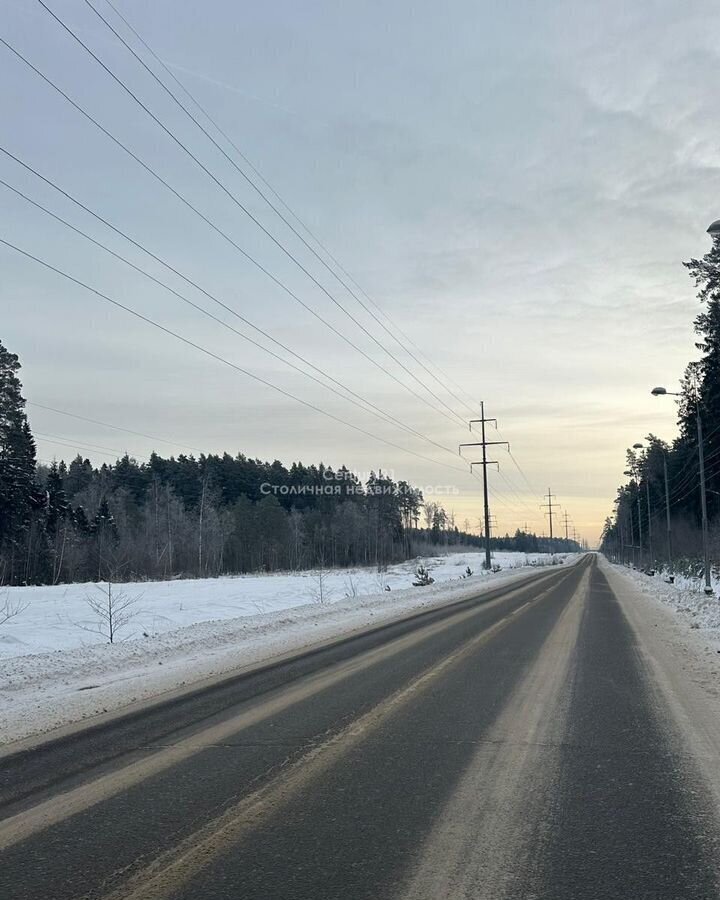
[0,568,578,853]
[398,565,590,899]
[97,568,585,900]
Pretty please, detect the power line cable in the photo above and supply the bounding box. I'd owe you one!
[656,427,720,502]
[35,1,468,429]
[0,235,483,479]
[670,458,720,508]
[85,0,476,424]
[0,32,463,430]
[30,405,527,521]
[100,0,481,421]
[28,402,204,455]
[484,425,540,517]
[495,470,540,519]
[4,18,529,521]
[2,148,452,453]
[506,448,538,496]
[33,431,133,458]
[668,447,720,503]
[102,0,483,420]
[1,147,463,456]
[655,419,720,490]
[1,172,461,459]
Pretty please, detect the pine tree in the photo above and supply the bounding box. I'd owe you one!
[65,454,94,498]
[45,462,69,536]
[683,233,720,521]
[91,496,117,580]
[44,461,71,583]
[0,340,38,583]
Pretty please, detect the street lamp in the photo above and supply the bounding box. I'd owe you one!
[652,386,713,594]
[623,468,639,567]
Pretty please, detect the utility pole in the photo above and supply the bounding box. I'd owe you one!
[480,514,499,561]
[636,478,644,568]
[630,444,646,568]
[469,457,500,566]
[487,514,498,558]
[651,385,712,593]
[541,489,559,551]
[662,451,672,570]
[460,402,508,572]
[645,478,653,564]
[626,507,632,565]
[562,510,570,544]
[696,409,713,594]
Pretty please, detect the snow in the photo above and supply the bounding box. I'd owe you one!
[0,551,567,659]
[0,551,574,747]
[600,558,720,815]
[607,562,720,647]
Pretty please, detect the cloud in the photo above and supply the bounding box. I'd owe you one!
[3,0,719,543]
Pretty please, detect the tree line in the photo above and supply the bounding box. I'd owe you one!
[0,339,574,585]
[600,232,720,571]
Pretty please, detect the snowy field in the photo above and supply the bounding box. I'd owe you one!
[0,551,575,745]
[0,551,564,659]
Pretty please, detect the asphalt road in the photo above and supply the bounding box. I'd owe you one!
[2,555,719,899]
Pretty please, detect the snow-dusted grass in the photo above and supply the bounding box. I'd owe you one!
[0,551,574,746]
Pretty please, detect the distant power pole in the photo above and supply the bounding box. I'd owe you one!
[459,401,509,571]
[541,488,559,549]
[563,510,570,543]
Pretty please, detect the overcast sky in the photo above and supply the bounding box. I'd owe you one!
[2,0,720,544]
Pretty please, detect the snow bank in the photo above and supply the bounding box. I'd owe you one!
[609,562,720,640]
[0,551,574,746]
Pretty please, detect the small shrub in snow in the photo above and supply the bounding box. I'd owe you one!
[374,565,389,593]
[0,594,29,627]
[412,564,434,587]
[79,581,142,644]
[309,559,333,604]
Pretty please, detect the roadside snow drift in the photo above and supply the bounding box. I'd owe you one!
[610,563,720,640]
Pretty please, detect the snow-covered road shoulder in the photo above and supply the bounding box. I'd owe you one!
[605,558,720,650]
[1,553,577,748]
[601,557,720,812]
